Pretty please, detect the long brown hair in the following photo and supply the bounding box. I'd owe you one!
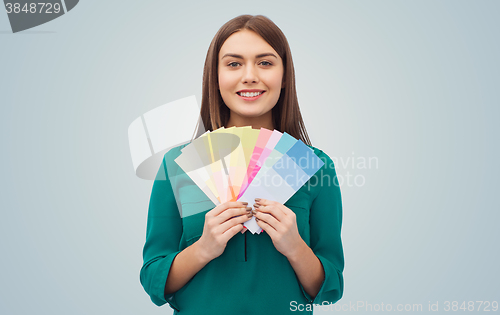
[194,14,311,146]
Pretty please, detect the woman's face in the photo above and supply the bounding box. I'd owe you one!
[218,29,284,126]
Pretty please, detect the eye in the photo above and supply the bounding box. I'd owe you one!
[260,61,273,66]
[228,62,240,67]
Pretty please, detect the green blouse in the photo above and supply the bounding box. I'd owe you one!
[140,143,344,314]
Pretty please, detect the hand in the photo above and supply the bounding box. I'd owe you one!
[196,201,253,262]
[253,198,305,259]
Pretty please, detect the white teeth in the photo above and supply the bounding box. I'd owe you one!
[239,91,263,97]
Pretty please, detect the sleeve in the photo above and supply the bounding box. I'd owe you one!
[299,149,344,305]
[139,154,182,310]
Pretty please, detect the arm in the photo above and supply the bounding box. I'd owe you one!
[163,240,211,294]
[252,198,324,298]
[286,240,325,299]
[166,201,251,294]
[139,154,183,308]
[140,152,252,307]
[302,150,344,304]
[253,149,344,304]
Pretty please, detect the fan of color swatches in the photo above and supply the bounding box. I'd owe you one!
[174,126,324,234]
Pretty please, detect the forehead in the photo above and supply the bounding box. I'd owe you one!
[219,29,279,58]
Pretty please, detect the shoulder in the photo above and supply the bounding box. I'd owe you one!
[306,144,326,157]
[159,142,192,178]
[304,145,340,200]
[306,144,336,168]
[163,142,191,161]
[305,144,338,192]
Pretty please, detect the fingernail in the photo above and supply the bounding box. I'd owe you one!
[251,209,257,215]
[247,212,253,217]
[255,218,260,221]
[255,198,261,202]
[241,202,248,205]
[253,203,260,208]
[245,207,252,211]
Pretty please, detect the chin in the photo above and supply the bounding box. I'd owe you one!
[230,109,265,119]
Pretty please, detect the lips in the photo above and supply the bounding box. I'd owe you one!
[237,91,264,97]
[236,91,265,101]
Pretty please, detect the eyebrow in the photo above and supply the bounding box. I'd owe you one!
[221,53,278,60]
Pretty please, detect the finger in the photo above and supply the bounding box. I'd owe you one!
[254,210,282,232]
[255,198,284,207]
[255,198,279,211]
[255,216,278,239]
[209,201,249,217]
[254,198,269,206]
[218,211,253,234]
[218,206,252,223]
[221,223,246,243]
[254,201,286,222]
[240,226,248,234]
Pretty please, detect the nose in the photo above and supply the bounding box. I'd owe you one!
[241,64,259,84]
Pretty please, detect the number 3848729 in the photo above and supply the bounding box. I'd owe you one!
[5,3,62,14]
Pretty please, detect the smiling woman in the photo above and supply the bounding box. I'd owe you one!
[218,29,285,130]
[199,15,310,144]
[139,14,345,315]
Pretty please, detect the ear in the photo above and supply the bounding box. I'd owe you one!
[281,79,286,89]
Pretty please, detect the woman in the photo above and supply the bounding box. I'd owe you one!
[140,14,344,314]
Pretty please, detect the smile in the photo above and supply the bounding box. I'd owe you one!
[236,91,265,100]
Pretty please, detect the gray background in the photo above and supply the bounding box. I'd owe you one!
[1,0,498,314]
